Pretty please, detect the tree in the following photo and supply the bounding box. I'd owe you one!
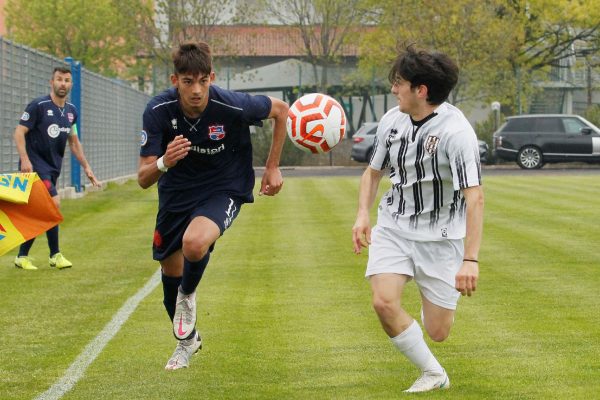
[259,0,371,93]
[358,0,600,113]
[5,0,151,77]
[145,0,238,62]
[135,0,238,89]
[358,0,518,110]
[502,0,600,112]
[506,0,600,70]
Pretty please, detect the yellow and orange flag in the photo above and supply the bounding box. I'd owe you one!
[0,173,63,256]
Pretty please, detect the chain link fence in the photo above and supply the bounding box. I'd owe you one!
[0,37,150,191]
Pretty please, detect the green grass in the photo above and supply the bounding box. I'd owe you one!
[1,175,599,399]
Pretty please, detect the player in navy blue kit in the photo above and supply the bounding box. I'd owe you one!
[138,42,289,370]
[13,67,100,271]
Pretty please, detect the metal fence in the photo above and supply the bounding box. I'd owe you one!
[0,37,150,191]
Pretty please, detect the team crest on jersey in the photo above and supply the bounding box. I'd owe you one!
[21,112,30,121]
[67,113,74,123]
[140,130,148,146]
[171,119,178,130]
[386,129,398,147]
[424,135,440,156]
[208,125,225,140]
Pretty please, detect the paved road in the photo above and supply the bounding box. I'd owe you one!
[256,164,600,177]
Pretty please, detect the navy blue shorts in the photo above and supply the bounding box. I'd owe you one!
[39,174,58,197]
[152,194,243,261]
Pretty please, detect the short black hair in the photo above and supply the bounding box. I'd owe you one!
[388,44,459,105]
[172,41,212,76]
[53,66,71,76]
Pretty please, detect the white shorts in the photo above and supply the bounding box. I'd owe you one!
[365,225,464,310]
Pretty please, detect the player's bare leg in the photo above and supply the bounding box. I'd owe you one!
[420,294,455,342]
[181,216,220,262]
[370,274,449,393]
[370,273,413,336]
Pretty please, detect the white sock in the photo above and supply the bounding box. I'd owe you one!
[390,320,443,374]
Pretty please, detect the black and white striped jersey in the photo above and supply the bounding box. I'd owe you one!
[370,102,482,241]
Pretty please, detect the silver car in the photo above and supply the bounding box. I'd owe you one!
[350,122,378,162]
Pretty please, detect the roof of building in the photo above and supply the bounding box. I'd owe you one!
[190,25,367,57]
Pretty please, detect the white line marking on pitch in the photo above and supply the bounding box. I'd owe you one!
[35,268,161,400]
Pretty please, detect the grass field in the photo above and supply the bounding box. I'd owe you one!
[1,174,599,400]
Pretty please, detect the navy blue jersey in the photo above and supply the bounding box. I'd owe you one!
[140,85,271,209]
[18,95,78,177]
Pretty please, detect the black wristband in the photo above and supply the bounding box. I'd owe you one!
[463,258,478,263]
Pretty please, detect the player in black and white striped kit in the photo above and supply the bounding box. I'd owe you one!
[352,45,484,393]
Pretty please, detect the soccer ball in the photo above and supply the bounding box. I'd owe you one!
[286,93,346,153]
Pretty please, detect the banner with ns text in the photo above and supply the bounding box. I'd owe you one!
[0,173,63,256]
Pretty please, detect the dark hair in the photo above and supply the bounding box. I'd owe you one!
[172,41,212,76]
[52,67,71,76]
[388,44,458,105]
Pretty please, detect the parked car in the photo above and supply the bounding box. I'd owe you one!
[351,122,490,164]
[350,122,378,162]
[493,114,600,169]
[478,140,490,165]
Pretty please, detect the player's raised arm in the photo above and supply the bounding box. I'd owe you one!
[137,135,191,189]
[259,97,289,197]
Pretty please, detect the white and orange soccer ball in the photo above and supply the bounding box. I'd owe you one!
[286,93,346,153]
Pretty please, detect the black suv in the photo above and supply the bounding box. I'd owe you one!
[493,114,600,169]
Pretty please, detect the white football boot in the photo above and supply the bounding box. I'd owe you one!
[165,331,202,370]
[173,289,197,340]
[404,369,450,393]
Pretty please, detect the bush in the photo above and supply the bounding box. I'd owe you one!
[583,104,600,127]
[473,112,503,148]
[251,119,306,166]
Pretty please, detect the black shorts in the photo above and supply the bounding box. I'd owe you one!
[152,194,243,261]
[38,174,58,197]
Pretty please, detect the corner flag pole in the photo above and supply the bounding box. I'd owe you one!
[64,57,82,192]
